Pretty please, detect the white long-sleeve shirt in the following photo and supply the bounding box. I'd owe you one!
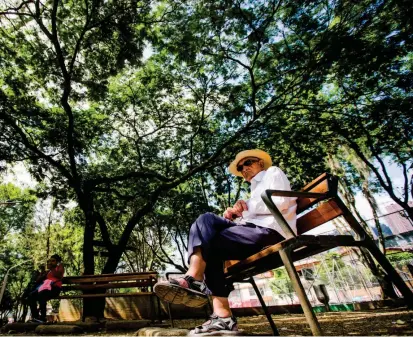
[237,166,297,237]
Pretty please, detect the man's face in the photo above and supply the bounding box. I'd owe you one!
[237,157,264,182]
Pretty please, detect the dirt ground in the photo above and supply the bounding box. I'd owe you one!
[172,308,413,336]
[1,308,412,336]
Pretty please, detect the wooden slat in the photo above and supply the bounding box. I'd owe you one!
[225,244,329,282]
[297,200,343,235]
[225,234,362,283]
[62,280,153,291]
[300,173,329,192]
[57,292,154,299]
[64,271,157,279]
[297,173,330,213]
[224,238,296,274]
[224,260,239,269]
[63,273,157,284]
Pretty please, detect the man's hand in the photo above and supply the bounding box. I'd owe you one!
[223,207,237,220]
[233,200,248,215]
[223,200,248,220]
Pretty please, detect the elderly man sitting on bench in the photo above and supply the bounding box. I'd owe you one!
[154,149,297,335]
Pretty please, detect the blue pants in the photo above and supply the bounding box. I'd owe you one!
[188,212,284,297]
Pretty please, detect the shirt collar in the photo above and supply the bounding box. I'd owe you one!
[251,169,266,183]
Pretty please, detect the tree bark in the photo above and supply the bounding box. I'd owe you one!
[358,247,399,300]
[362,183,386,254]
[78,193,104,318]
[332,174,398,300]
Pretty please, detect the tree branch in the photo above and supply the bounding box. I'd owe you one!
[88,171,173,187]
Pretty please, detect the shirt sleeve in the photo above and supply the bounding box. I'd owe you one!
[247,167,292,215]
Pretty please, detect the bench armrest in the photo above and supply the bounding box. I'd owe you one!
[264,190,328,199]
[260,190,322,239]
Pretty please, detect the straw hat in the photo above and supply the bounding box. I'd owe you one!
[228,149,272,177]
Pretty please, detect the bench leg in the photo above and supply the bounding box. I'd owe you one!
[156,296,162,324]
[167,302,174,328]
[279,248,322,336]
[363,241,413,307]
[150,294,155,324]
[249,277,280,336]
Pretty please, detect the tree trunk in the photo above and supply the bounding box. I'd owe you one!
[362,183,386,254]
[342,136,413,221]
[332,180,398,300]
[405,206,413,223]
[78,194,102,319]
[358,247,399,300]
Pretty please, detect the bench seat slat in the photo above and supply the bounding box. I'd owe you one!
[63,271,157,279]
[63,274,156,284]
[225,245,327,282]
[62,280,153,291]
[225,235,360,281]
[224,238,296,273]
[57,292,154,299]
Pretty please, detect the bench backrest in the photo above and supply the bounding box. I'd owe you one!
[295,173,343,235]
[63,271,157,284]
[62,272,158,290]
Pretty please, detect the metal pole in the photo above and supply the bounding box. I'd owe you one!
[249,277,280,336]
[279,249,322,336]
[0,260,32,305]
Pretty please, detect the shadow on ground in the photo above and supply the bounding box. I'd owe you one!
[174,307,413,336]
[0,307,412,335]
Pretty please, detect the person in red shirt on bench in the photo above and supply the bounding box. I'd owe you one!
[27,254,64,323]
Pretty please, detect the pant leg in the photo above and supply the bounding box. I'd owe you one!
[204,224,284,297]
[37,287,61,321]
[27,291,40,319]
[187,212,237,264]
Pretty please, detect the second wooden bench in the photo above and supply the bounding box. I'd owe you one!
[58,271,161,322]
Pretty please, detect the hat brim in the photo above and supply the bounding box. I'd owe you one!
[228,149,272,177]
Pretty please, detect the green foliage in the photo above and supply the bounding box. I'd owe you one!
[269,268,295,304]
[0,183,36,241]
[386,252,413,265]
[0,183,86,319]
[0,182,36,274]
[0,0,412,278]
[0,183,36,320]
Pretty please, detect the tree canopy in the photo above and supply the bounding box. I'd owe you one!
[0,0,411,291]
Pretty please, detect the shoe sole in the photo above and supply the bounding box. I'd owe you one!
[154,283,208,308]
[188,329,244,336]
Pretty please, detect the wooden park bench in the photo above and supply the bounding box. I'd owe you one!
[58,271,162,322]
[224,173,413,336]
